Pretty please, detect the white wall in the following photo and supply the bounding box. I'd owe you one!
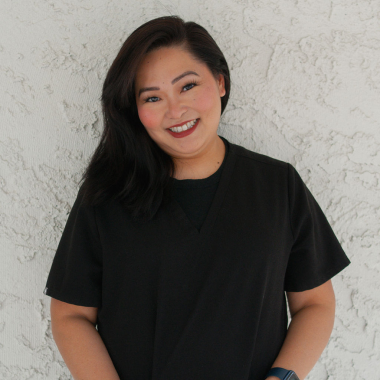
[1,0,379,379]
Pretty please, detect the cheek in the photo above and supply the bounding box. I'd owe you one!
[194,85,220,114]
[137,107,159,129]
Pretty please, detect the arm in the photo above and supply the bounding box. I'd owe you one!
[51,298,120,380]
[266,279,336,380]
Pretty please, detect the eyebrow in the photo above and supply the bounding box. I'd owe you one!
[138,71,199,98]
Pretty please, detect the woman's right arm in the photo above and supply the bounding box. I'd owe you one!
[50,298,120,380]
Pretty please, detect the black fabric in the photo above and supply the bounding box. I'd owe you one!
[43,135,350,380]
[172,138,228,231]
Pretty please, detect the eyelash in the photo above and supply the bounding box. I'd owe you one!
[143,80,199,103]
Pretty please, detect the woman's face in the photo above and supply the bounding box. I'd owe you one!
[134,46,225,160]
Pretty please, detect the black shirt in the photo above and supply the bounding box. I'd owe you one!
[43,135,350,380]
[172,137,228,231]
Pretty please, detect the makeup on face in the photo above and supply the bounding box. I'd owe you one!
[134,46,225,162]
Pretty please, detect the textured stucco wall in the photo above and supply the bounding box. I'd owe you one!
[1,0,379,379]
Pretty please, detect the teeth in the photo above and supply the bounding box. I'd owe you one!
[169,119,198,133]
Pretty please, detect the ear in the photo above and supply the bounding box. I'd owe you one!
[217,74,226,97]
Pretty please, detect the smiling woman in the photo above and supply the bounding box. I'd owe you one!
[134,46,226,179]
[43,15,350,380]
[76,15,231,219]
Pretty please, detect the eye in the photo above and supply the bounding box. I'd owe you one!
[182,80,198,92]
[143,96,159,103]
[143,80,199,103]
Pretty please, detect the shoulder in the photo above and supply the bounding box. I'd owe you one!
[229,141,289,171]
[223,140,294,195]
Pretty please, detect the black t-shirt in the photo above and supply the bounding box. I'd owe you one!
[43,135,350,380]
[172,137,228,231]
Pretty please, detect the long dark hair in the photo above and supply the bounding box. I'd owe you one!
[78,15,231,221]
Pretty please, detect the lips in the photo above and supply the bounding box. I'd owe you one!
[166,118,200,138]
[167,118,198,129]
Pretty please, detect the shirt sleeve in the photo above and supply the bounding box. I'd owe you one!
[43,185,103,307]
[284,164,350,292]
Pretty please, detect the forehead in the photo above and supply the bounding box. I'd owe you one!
[135,47,206,85]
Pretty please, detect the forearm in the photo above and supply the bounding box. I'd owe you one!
[52,315,120,380]
[267,303,335,380]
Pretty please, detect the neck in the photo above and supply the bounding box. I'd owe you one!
[172,136,226,180]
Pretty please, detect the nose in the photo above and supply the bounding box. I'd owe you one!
[166,96,187,120]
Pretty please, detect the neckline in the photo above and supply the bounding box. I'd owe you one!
[169,135,236,237]
[172,138,228,189]
[172,137,228,184]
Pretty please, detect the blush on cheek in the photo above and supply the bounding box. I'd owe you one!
[138,108,158,129]
[195,86,218,112]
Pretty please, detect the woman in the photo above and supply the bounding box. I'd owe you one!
[43,15,350,380]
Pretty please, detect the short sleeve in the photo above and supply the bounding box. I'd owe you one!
[284,164,350,292]
[43,186,103,307]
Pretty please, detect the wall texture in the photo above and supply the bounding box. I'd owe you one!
[1,0,379,379]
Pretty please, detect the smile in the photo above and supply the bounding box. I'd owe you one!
[169,119,198,133]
